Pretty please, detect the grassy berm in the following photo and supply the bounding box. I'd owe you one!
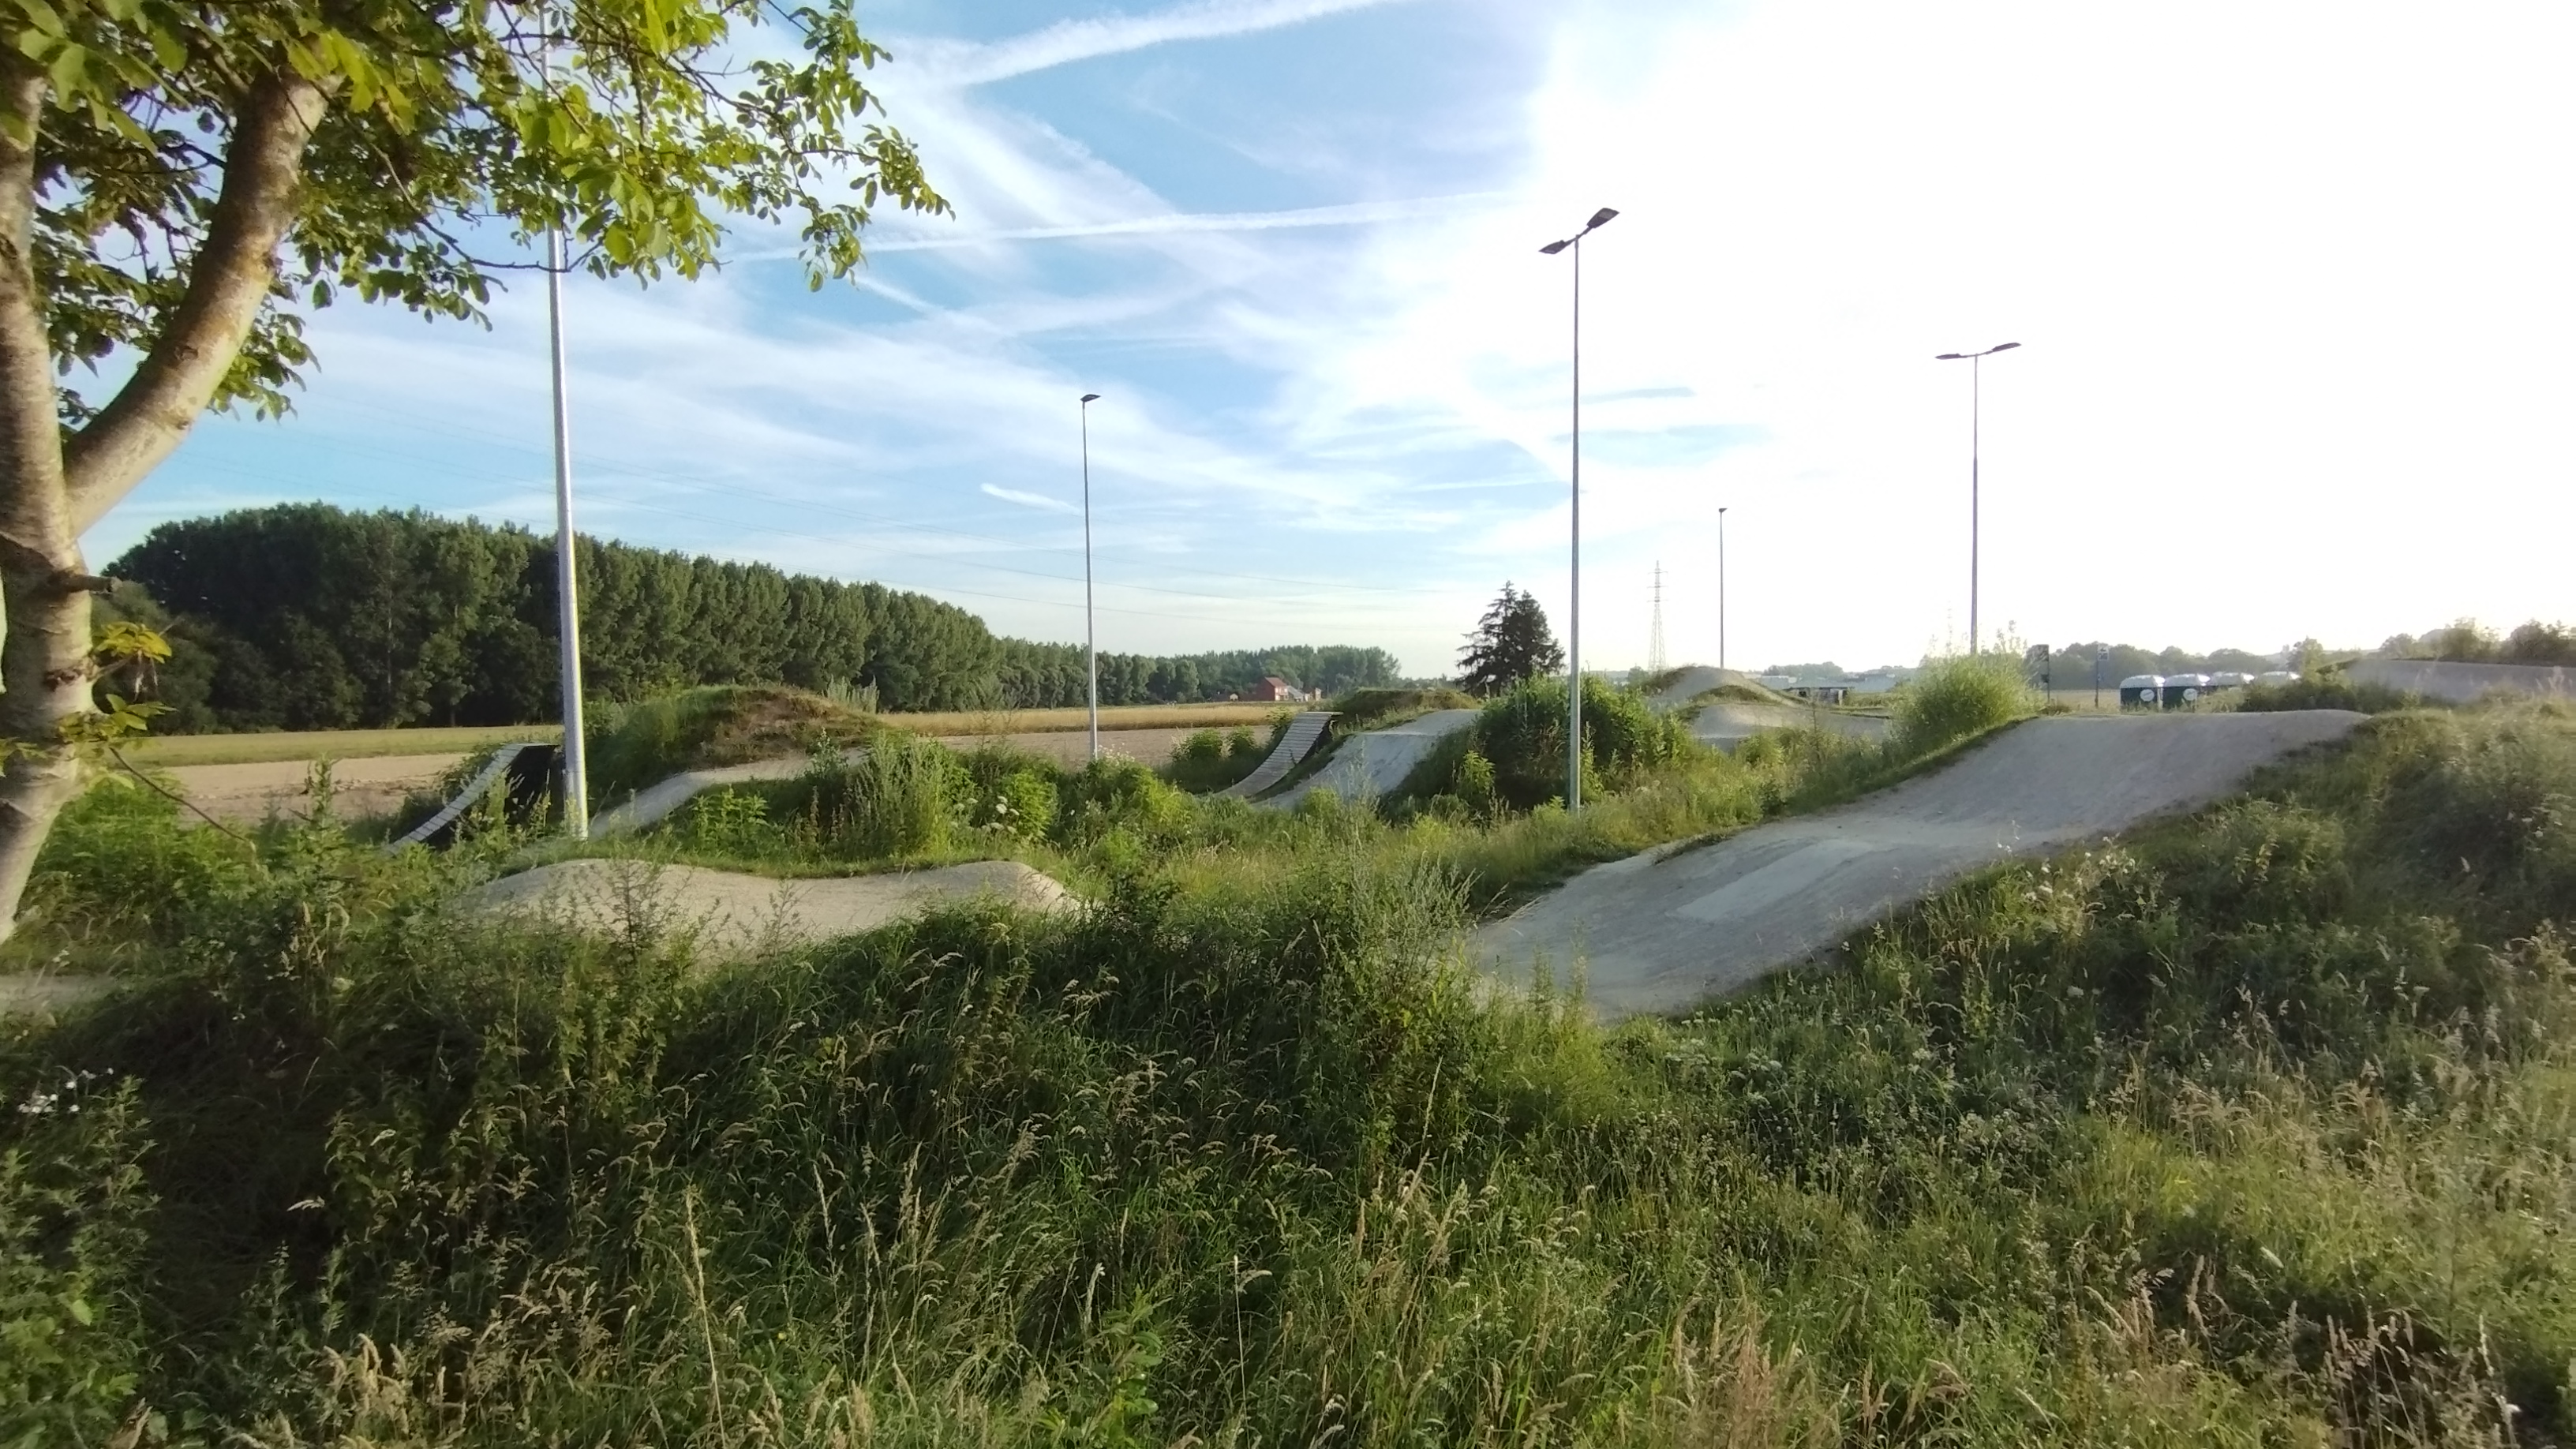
[3,693,2572,1446]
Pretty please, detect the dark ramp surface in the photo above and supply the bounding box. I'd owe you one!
[1472,711,2364,1017]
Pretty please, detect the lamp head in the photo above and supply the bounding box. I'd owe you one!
[1080,392,1101,403]
[1587,207,1619,229]
[1935,352,1968,361]
[1990,342,2020,353]
[1538,238,1571,255]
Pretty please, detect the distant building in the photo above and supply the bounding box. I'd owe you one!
[1243,676,1306,702]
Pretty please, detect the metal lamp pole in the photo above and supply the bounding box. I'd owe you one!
[1080,392,1102,762]
[1934,341,2019,656]
[1541,206,1618,813]
[1717,505,1728,672]
[545,227,589,837]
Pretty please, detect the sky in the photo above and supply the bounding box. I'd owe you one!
[86,0,2576,678]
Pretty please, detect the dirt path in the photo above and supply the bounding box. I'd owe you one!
[167,753,462,823]
[1473,710,2364,1018]
[464,858,1075,956]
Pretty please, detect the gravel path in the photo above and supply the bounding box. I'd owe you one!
[1473,710,2364,1018]
[463,858,1076,957]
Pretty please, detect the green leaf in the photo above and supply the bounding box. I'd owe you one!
[66,1297,94,1326]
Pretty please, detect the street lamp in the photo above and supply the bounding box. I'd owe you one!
[1540,205,1618,813]
[1717,505,1729,672]
[545,224,589,838]
[1933,341,2019,656]
[1080,392,1102,762]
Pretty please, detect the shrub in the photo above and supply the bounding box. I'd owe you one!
[802,732,960,859]
[1469,676,1690,810]
[1058,755,1191,846]
[1179,729,1226,763]
[1226,726,1260,758]
[1890,653,2039,756]
[2233,668,2412,714]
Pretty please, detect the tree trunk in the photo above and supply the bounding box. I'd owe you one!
[0,578,92,942]
[0,58,90,943]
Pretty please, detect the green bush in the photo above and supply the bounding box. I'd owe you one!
[801,732,961,859]
[1889,653,2039,756]
[2233,668,2412,714]
[957,746,1061,842]
[1466,676,1690,810]
[1058,755,1192,846]
[1178,729,1226,763]
[1226,725,1260,759]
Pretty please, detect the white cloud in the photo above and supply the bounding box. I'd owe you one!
[983,483,1080,513]
[905,0,1426,88]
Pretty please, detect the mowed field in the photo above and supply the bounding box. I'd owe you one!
[124,703,1290,768]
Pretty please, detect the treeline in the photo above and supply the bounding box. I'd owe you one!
[2379,619,2576,667]
[103,505,1399,732]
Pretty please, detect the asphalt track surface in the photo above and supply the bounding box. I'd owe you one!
[464,859,1075,957]
[1260,710,1482,808]
[1473,710,2365,1018]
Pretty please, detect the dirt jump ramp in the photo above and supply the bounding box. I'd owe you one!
[1221,711,1335,798]
[1473,710,2364,1018]
[1260,709,1481,809]
[463,858,1074,957]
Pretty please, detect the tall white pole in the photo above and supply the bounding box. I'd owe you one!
[1717,506,1728,672]
[547,228,587,837]
[1969,352,1981,657]
[1080,393,1099,762]
[1566,233,1582,814]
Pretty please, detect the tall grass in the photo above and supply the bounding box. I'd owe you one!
[7,706,2570,1445]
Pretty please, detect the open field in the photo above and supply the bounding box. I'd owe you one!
[122,703,1286,769]
[124,724,558,767]
[160,727,1215,825]
[879,701,1289,735]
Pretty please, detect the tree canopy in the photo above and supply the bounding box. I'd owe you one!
[1456,582,1563,697]
[105,504,1405,728]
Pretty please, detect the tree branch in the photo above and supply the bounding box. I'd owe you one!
[62,71,332,534]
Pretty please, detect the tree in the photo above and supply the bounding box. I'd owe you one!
[1457,582,1564,697]
[0,0,947,934]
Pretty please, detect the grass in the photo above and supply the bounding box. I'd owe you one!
[6,698,2572,1446]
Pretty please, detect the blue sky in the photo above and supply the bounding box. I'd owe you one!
[88,0,2576,676]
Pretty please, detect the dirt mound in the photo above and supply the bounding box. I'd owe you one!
[588,686,884,802]
[1473,710,2364,1017]
[463,858,1075,957]
[1687,700,1889,754]
[1647,666,1792,708]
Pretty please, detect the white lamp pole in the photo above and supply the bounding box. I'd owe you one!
[1717,505,1728,672]
[1080,392,1101,762]
[1540,206,1619,814]
[546,226,588,837]
[1934,341,2020,656]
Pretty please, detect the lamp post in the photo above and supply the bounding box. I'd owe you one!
[546,225,589,837]
[1540,205,1618,813]
[1717,505,1728,672]
[1933,341,2019,656]
[1080,392,1102,762]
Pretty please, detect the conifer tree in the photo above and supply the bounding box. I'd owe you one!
[1457,582,1565,696]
